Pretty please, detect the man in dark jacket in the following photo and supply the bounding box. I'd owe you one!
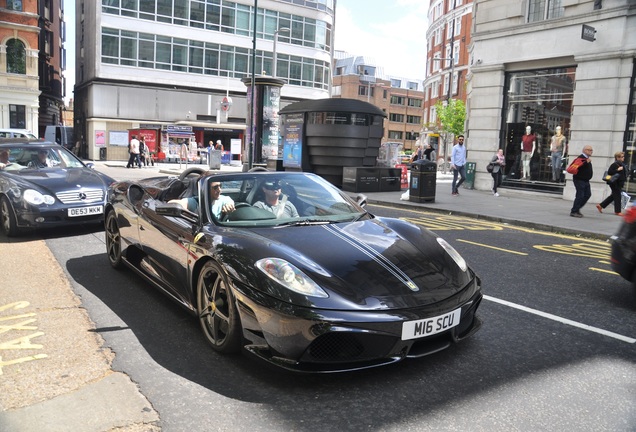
[570,145,594,217]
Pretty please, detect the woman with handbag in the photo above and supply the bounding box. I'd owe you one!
[490,149,506,197]
[596,151,627,215]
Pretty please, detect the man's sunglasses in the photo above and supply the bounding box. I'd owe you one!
[211,184,221,190]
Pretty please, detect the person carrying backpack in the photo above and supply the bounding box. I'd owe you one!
[569,145,594,218]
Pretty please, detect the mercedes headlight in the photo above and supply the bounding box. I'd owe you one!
[23,189,55,205]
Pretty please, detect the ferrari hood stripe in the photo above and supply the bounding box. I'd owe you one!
[322,225,419,292]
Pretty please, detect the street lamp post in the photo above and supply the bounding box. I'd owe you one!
[273,27,290,77]
[248,0,258,170]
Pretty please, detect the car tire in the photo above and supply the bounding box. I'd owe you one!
[196,261,242,354]
[0,195,19,237]
[105,210,123,269]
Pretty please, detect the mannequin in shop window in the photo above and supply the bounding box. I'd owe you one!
[520,126,536,179]
[550,126,566,182]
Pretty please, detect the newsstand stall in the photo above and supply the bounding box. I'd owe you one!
[157,125,197,162]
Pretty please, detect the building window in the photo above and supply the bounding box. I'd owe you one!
[405,131,419,141]
[390,95,406,105]
[388,131,403,140]
[501,67,575,183]
[453,41,460,65]
[434,28,442,45]
[7,0,22,11]
[407,115,421,124]
[389,113,404,122]
[6,39,26,74]
[9,105,26,129]
[100,27,329,89]
[358,85,373,97]
[528,0,564,23]
[408,98,422,108]
[454,17,461,36]
[102,0,332,54]
[431,80,440,98]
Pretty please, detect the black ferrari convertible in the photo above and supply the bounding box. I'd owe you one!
[105,168,482,372]
[0,140,115,236]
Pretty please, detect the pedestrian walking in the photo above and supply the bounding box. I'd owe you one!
[596,151,627,215]
[139,136,147,166]
[490,148,505,196]
[126,135,141,169]
[451,135,466,196]
[569,145,594,217]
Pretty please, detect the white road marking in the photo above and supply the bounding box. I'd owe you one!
[484,295,636,344]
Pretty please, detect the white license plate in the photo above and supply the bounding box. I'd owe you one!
[68,205,103,217]
[401,308,461,341]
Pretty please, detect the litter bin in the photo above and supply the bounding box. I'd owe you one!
[208,149,222,169]
[409,159,437,203]
[464,162,476,190]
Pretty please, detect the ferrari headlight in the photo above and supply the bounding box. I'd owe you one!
[437,237,468,272]
[23,189,55,205]
[256,258,328,298]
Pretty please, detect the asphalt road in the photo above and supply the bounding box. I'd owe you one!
[34,184,636,431]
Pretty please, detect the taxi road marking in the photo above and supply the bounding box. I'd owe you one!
[0,301,48,375]
[484,295,636,344]
[456,239,528,256]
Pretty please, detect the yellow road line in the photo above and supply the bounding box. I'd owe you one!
[456,239,528,255]
[589,267,619,275]
[369,203,609,245]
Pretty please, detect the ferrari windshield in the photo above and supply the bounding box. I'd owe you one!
[198,172,368,227]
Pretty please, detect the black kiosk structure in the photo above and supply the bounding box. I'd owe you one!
[278,98,399,192]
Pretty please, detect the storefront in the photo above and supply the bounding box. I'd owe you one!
[499,67,575,194]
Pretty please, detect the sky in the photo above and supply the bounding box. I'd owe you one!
[333,0,430,80]
[63,0,74,103]
[63,0,430,102]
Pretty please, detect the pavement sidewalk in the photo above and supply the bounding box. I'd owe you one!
[361,176,620,241]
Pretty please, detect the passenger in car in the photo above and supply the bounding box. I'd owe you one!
[253,180,299,218]
[169,180,235,219]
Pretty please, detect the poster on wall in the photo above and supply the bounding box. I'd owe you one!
[109,131,129,147]
[282,113,303,168]
[261,86,281,160]
[95,130,106,147]
[129,129,159,153]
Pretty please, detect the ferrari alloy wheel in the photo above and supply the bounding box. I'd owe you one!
[0,196,18,237]
[196,261,242,353]
[105,210,123,269]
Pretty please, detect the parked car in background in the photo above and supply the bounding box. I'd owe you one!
[0,128,38,139]
[44,125,74,150]
[105,168,483,372]
[0,139,115,236]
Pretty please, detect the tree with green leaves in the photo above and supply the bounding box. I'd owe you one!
[434,99,466,171]
[435,99,466,137]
